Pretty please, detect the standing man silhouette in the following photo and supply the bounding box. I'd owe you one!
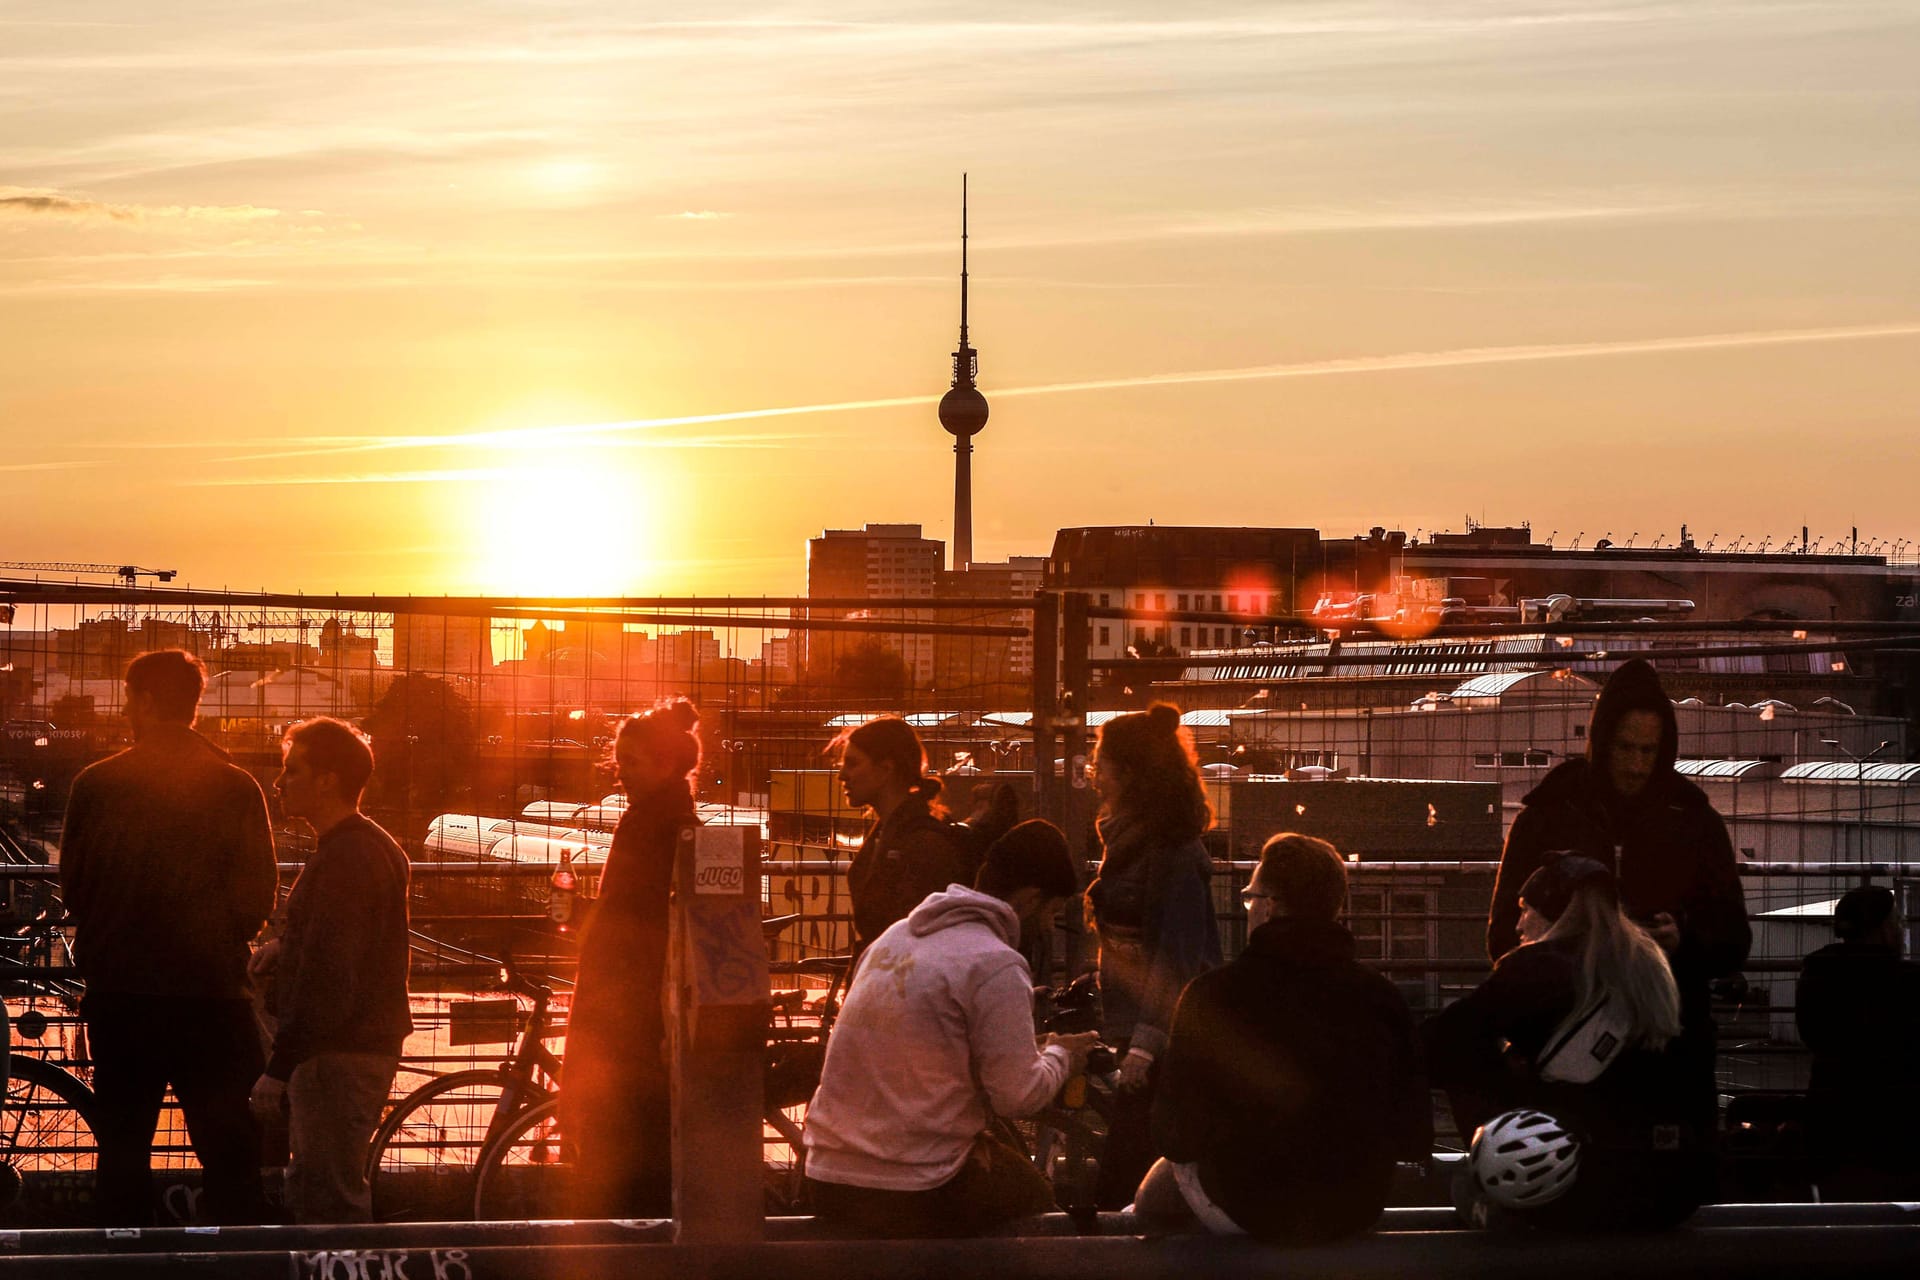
[249,717,411,1223]
[60,649,278,1224]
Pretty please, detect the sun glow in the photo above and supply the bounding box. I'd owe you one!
[466,450,664,597]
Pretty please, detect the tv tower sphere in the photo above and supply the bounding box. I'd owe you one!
[939,383,988,438]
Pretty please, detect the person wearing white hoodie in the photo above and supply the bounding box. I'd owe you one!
[802,820,1101,1236]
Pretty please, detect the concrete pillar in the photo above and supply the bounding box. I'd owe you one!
[668,823,768,1242]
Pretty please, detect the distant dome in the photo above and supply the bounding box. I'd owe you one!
[939,385,989,437]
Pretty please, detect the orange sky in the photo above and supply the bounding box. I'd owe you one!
[4,3,1918,596]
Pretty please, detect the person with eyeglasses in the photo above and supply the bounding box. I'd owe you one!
[1133,833,1430,1242]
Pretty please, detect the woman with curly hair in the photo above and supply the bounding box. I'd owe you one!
[560,698,701,1217]
[1086,701,1222,1207]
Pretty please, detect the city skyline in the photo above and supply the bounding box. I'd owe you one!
[5,2,1919,597]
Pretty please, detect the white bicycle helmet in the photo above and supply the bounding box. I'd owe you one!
[1469,1109,1580,1209]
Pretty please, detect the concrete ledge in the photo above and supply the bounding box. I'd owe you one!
[0,1207,1913,1278]
[0,1226,1916,1279]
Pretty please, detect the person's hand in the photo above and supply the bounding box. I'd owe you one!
[1645,912,1682,953]
[247,937,282,980]
[248,1073,288,1127]
[1116,1046,1155,1093]
[1046,1031,1103,1075]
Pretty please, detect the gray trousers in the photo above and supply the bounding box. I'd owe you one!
[285,1051,399,1224]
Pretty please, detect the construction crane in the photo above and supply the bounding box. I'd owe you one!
[0,562,178,588]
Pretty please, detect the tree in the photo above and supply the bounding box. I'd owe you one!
[362,674,476,841]
[831,640,912,701]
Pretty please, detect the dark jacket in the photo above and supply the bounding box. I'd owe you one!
[1425,935,1707,1229]
[1426,936,1698,1148]
[1089,816,1222,1058]
[1489,761,1750,994]
[265,813,413,1078]
[563,783,696,1103]
[1796,940,1920,1173]
[1151,918,1429,1244]
[59,725,278,1000]
[1488,659,1749,1004]
[847,797,978,950]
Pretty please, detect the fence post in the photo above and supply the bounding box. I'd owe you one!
[1031,592,1060,828]
[668,823,768,1242]
[1059,591,1094,977]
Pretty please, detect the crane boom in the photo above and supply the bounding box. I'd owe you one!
[0,561,178,588]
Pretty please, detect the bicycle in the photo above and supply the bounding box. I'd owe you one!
[1005,972,1118,1222]
[365,962,563,1222]
[466,951,852,1221]
[0,909,103,1214]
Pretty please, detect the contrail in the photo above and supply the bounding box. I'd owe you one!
[223,321,1920,464]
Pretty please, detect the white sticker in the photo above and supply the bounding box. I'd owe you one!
[693,826,745,895]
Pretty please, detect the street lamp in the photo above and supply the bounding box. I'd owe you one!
[1819,737,1892,869]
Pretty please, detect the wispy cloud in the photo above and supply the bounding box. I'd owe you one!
[0,460,99,474]
[199,431,810,480]
[186,467,512,488]
[663,210,732,221]
[216,320,1920,465]
[0,186,280,223]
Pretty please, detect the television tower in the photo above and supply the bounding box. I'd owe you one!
[938,174,989,572]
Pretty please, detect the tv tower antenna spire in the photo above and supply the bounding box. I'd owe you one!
[938,174,989,572]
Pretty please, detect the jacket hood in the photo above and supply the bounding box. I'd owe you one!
[1586,657,1679,777]
[907,883,1020,947]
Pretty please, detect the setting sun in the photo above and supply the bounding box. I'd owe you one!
[467,448,667,597]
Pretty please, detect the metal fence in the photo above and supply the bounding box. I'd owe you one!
[4,581,1919,1172]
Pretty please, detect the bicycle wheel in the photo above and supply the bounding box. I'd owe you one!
[366,1070,550,1222]
[470,1097,572,1221]
[0,1056,101,1219]
[763,1104,809,1214]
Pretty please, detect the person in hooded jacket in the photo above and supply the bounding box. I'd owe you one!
[1085,701,1224,1208]
[1135,833,1430,1243]
[802,820,1101,1237]
[1487,658,1749,1140]
[1431,854,1706,1231]
[559,699,701,1217]
[1796,885,1920,1199]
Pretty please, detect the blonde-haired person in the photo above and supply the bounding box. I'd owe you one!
[1084,701,1222,1207]
[561,698,702,1217]
[1425,853,1705,1230]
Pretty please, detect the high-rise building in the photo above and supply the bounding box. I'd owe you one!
[805,524,944,690]
[933,556,1045,701]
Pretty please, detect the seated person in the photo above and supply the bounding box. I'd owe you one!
[1797,885,1920,1200]
[801,820,1100,1237]
[1133,833,1430,1244]
[1425,853,1706,1231]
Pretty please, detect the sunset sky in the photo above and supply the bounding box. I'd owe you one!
[5,2,1918,597]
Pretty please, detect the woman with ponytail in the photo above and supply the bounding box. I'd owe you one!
[1425,853,1705,1230]
[1086,701,1222,1207]
[561,698,701,1216]
[833,716,980,956]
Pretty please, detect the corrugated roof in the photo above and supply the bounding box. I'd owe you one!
[1674,759,1783,780]
[1448,669,1597,700]
[1781,761,1920,785]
